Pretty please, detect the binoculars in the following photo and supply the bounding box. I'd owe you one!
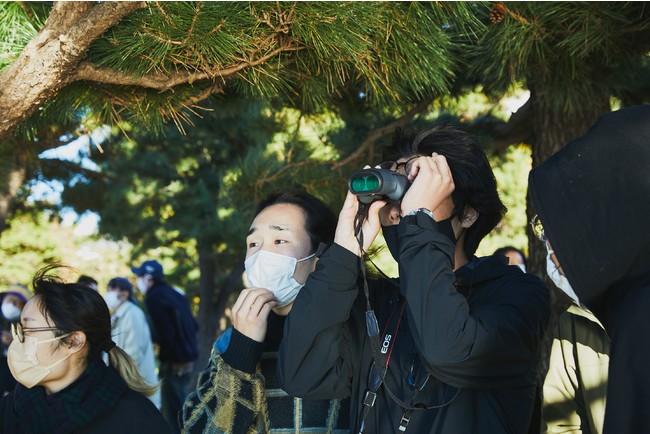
[348,168,410,204]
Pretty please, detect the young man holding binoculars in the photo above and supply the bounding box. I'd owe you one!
[278,126,550,434]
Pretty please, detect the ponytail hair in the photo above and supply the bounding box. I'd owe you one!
[107,345,159,397]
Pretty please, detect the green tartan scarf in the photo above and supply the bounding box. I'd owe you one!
[12,357,128,434]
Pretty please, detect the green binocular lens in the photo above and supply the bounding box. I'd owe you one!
[350,175,380,193]
[348,168,410,204]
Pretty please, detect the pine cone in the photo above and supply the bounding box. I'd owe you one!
[489,2,507,24]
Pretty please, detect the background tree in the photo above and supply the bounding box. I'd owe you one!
[0,208,132,288]
[3,0,650,389]
[2,1,483,369]
[43,96,292,367]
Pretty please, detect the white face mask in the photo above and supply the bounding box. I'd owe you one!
[7,332,72,388]
[546,245,580,305]
[2,302,22,322]
[136,277,148,294]
[103,291,122,312]
[244,250,315,307]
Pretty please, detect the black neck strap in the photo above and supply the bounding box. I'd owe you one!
[354,204,460,433]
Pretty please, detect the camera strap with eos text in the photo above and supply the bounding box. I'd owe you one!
[358,298,405,433]
[353,202,460,433]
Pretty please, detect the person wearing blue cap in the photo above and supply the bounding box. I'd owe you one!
[132,260,198,433]
[104,277,161,410]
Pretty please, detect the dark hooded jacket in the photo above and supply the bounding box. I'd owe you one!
[529,104,650,434]
[529,104,650,318]
[278,212,550,434]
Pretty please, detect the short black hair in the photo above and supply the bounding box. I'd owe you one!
[387,126,507,257]
[493,246,527,268]
[254,189,337,254]
[108,277,136,302]
[77,275,98,288]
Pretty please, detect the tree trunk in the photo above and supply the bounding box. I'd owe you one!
[0,140,28,234]
[193,244,243,382]
[0,1,145,142]
[0,166,26,234]
[194,242,219,375]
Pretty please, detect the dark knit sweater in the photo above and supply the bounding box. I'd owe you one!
[181,312,349,434]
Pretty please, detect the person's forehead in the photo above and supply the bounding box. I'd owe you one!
[248,204,307,235]
[21,298,50,325]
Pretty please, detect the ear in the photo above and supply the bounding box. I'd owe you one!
[460,206,479,229]
[67,331,87,354]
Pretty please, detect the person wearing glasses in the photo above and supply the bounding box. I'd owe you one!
[0,265,171,434]
[531,215,610,434]
[278,126,551,433]
[529,104,650,434]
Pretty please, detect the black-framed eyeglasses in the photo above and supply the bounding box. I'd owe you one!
[11,322,60,343]
[529,214,547,242]
[378,156,420,175]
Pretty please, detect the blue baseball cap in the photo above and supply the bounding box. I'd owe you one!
[131,260,164,280]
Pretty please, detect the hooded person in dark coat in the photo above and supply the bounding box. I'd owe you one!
[529,104,650,434]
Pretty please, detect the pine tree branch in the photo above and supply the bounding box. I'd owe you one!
[254,160,316,187]
[0,1,146,141]
[467,99,534,154]
[182,1,202,46]
[40,158,116,182]
[17,2,34,19]
[73,40,305,90]
[331,96,434,171]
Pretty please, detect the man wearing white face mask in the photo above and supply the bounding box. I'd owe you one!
[244,250,316,308]
[182,189,349,434]
[1,284,30,396]
[104,277,161,409]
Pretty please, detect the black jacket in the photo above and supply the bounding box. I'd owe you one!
[529,104,650,434]
[0,361,171,434]
[278,212,550,434]
[146,281,199,363]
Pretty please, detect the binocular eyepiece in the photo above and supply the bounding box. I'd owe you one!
[348,168,410,204]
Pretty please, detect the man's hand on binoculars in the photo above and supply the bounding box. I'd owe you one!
[401,153,455,219]
[334,191,386,256]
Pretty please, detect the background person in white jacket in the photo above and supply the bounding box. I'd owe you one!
[104,277,162,409]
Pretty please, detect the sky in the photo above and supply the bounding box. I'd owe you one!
[33,126,110,237]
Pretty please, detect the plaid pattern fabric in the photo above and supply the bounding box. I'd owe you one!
[182,350,349,434]
[12,358,128,434]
